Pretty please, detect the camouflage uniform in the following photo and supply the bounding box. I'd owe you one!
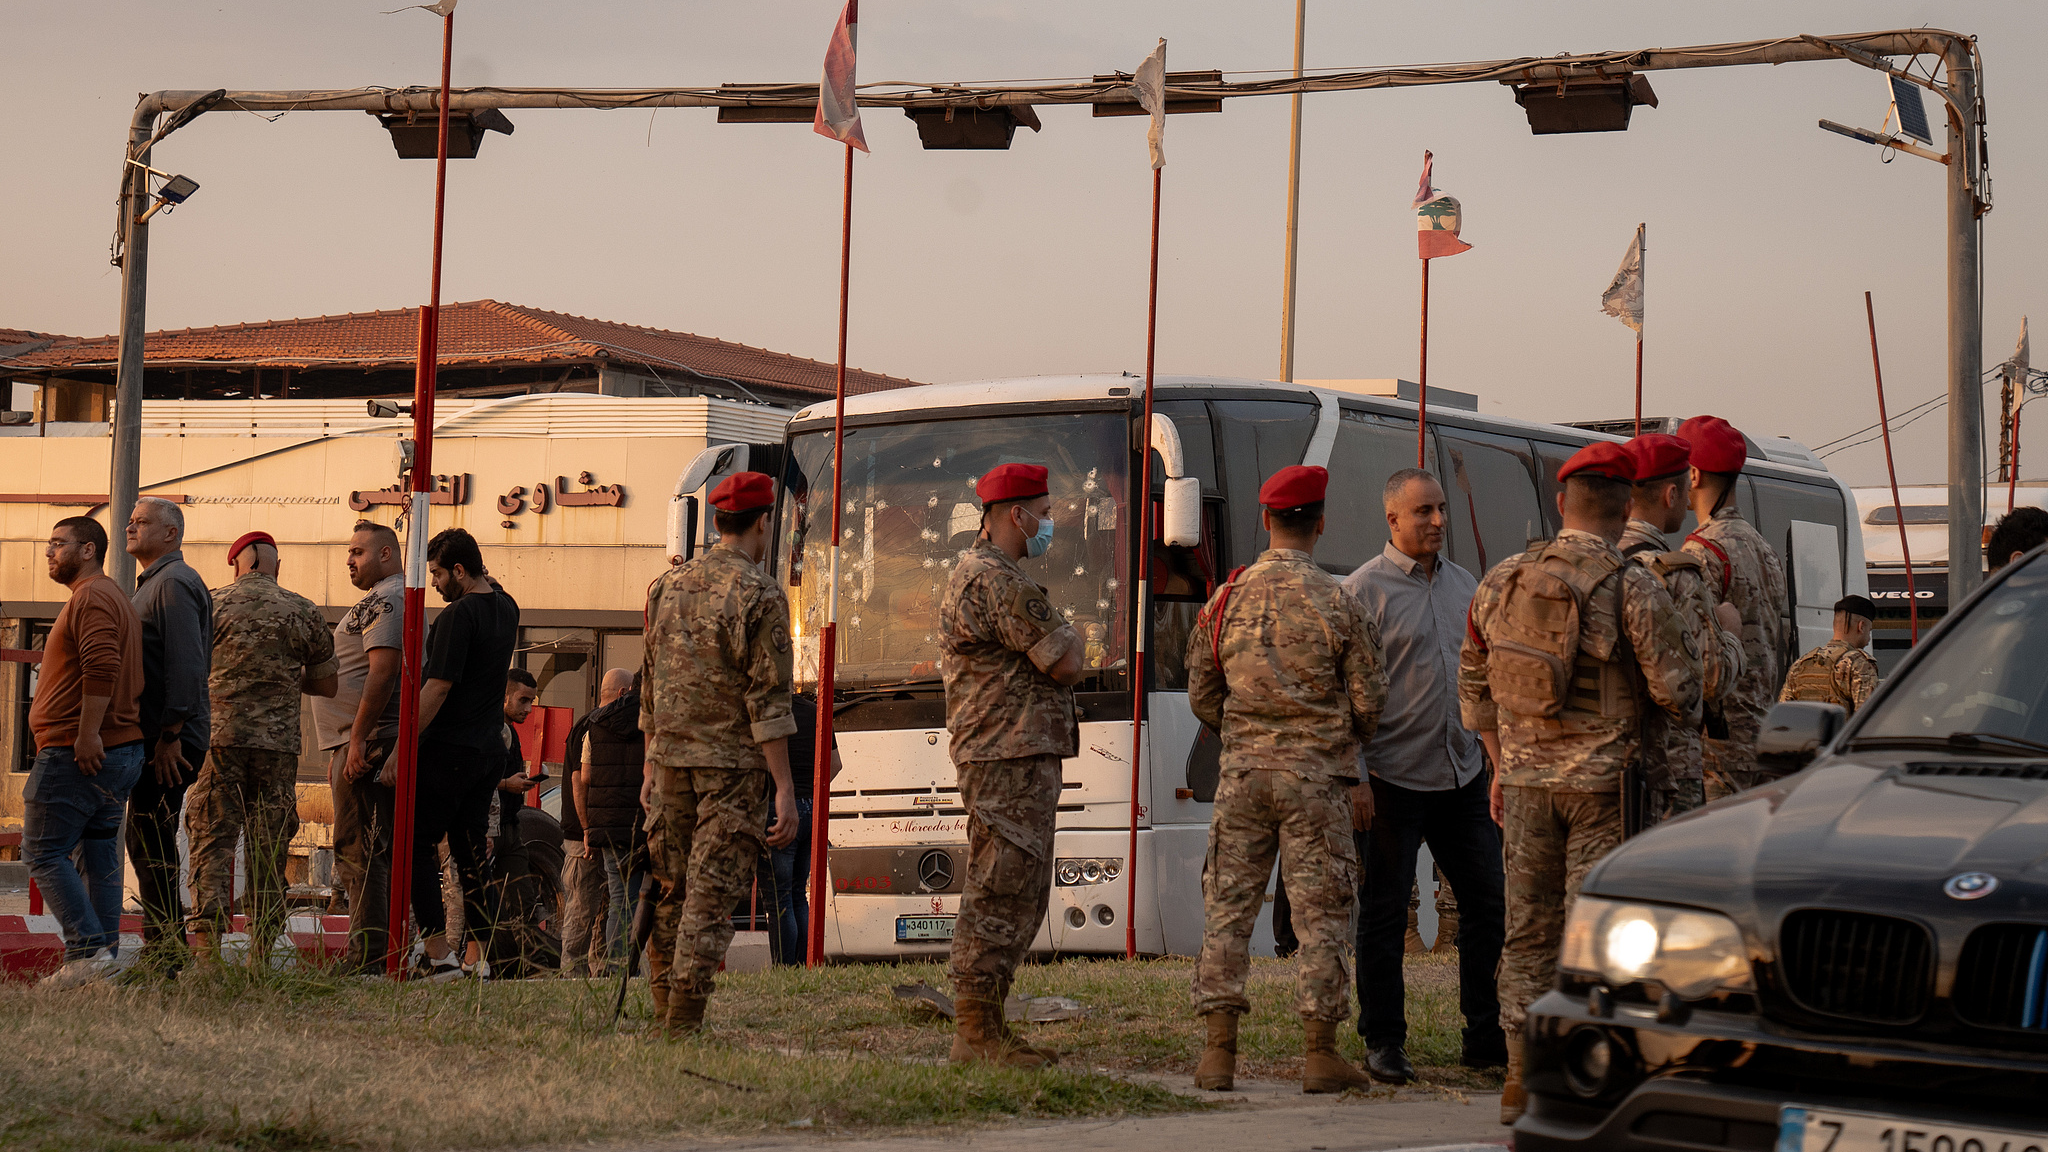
[1621,519,1744,822]
[188,572,336,942]
[641,544,795,1001]
[1685,507,1789,798]
[1780,639,1878,717]
[1187,548,1385,1022]
[939,539,1081,1004]
[1459,530,1700,1040]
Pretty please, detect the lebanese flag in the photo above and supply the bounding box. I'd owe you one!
[1413,151,1472,260]
[813,0,869,152]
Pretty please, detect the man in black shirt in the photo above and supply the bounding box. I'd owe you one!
[756,693,836,964]
[402,528,518,978]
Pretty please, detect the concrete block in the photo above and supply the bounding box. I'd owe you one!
[723,930,772,974]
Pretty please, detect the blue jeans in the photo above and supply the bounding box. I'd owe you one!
[598,845,649,965]
[24,742,145,959]
[757,797,813,965]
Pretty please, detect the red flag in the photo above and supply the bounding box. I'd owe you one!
[813,0,868,152]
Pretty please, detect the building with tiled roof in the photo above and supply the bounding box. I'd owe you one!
[1,300,920,412]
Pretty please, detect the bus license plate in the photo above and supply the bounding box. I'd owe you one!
[1780,1106,2048,1152]
[896,915,956,942]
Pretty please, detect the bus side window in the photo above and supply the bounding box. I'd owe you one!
[1149,502,1224,692]
[1323,408,1415,574]
[1212,400,1320,569]
[1532,440,1576,537]
[1434,428,1546,577]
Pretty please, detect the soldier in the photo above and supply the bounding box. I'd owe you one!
[1187,464,1386,1095]
[638,472,800,1035]
[938,462,1084,1069]
[1677,416,1790,799]
[188,531,337,964]
[1460,443,1701,1123]
[1780,596,1880,717]
[1620,434,1744,824]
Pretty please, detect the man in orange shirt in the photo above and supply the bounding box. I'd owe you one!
[24,516,146,989]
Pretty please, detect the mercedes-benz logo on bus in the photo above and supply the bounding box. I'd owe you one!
[918,850,955,891]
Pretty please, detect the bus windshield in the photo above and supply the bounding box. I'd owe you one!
[779,411,1131,691]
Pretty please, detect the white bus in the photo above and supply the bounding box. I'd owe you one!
[1851,482,2048,675]
[680,375,1867,960]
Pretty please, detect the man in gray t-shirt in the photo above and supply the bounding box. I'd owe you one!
[323,522,407,973]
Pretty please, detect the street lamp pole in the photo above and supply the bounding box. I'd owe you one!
[1943,39,1984,602]
[108,116,155,589]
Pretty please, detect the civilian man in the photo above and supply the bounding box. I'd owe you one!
[757,691,837,965]
[124,496,214,965]
[1341,467,1506,1083]
[557,687,611,978]
[1986,506,2048,571]
[188,531,337,965]
[577,667,646,969]
[317,521,405,974]
[25,517,145,988]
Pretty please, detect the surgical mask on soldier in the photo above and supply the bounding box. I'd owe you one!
[1023,512,1055,559]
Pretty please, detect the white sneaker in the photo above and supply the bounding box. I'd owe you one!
[464,958,491,981]
[38,948,116,990]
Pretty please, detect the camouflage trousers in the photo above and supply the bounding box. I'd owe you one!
[1193,769,1359,1023]
[949,754,1060,1003]
[186,747,301,942]
[1703,737,1764,802]
[645,765,769,1000]
[1646,779,1707,827]
[1499,785,1620,1039]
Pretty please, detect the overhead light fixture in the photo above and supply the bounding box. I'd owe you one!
[1091,70,1223,117]
[1816,74,1948,165]
[372,107,515,159]
[1508,73,1658,134]
[904,104,1043,150]
[126,159,201,224]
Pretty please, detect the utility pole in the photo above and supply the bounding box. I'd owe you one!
[1276,0,1306,382]
[1944,38,1984,602]
[108,117,155,590]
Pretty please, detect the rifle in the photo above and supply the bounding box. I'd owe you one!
[610,864,658,1028]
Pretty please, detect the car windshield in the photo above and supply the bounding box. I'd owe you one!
[1852,554,2048,746]
[778,411,1131,691]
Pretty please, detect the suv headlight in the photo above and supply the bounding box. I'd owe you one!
[1561,896,1753,1000]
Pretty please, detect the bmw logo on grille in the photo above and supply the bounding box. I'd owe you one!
[918,849,955,891]
[1944,872,1998,900]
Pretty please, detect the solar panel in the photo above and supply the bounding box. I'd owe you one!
[1888,74,1933,145]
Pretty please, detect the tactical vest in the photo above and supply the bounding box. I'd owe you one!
[1486,542,1635,720]
[1782,642,1856,711]
[1623,539,1706,591]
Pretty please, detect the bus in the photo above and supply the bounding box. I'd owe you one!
[1851,482,2048,675]
[678,375,1868,960]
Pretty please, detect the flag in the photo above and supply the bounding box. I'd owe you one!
[1134,38,1167,170]
[1601,224,1644,335]
[2015,316,2030,376]
[813,0,868,152]
[1413,152,1472,260]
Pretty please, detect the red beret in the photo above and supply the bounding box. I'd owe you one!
[1556,442,1636,485]
[708,471,776,513]
[1676,415,1747,474]
[1624,433,1692,483]
[976,462,1049,505]
[227,530,275,564]
[1258,464,1328,509]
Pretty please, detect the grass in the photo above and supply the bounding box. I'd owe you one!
[0,950,1493,1152]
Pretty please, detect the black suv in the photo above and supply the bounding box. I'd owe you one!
[1516,549,2048,1152]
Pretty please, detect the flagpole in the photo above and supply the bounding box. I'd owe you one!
[1867,291,1918,646]
[1634,223,1645,436]
[1276,0,1306,382]
[386,2,454,977]
[1126,164,1162,961]
[807,140,854,968]
[1416,257,1430,467]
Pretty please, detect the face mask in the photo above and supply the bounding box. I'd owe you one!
[1022,511,1055,559]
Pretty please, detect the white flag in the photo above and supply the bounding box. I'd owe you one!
[1601,224,1644,336]
[1134,38,1167,170]
[2015,316,2030,375]
[813,0,868,152]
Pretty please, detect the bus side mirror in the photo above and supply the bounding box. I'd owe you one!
[1757,701,1846,775]
[1161,477,1201,547]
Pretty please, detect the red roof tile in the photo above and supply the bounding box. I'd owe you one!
[0,301,919,398]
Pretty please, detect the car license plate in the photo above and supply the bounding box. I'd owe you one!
[896,915,955,942]
[1780,1106,2048,1152]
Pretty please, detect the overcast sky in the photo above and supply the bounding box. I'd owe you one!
[5,1,2043,488]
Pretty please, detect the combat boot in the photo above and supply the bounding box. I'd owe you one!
[665,993,708,1039]
[650,980,670,1029]
[1500,1042,1527,1125]
[950,997,1053,1068]
[1301,1019,1375,1094]
[993,982,1059,1066]
[1194,1011,1238,1091]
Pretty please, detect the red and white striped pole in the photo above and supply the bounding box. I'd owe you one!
[386,4,455,976]
[1125,164,1162,960]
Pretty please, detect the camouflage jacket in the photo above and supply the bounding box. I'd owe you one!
[1187,548,1386,784]
[1780,639,1879,716]
[1621,518,1745,788]
[640,544,798,771]
[1460,529,1702,792]
[1684,506,1789,746]
[208,572,337,752]
[939,539,1081,763]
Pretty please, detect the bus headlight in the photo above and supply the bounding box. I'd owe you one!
[1561,896,1753,1000]
[1056,859,1082,885]
[1055,858,1123,886]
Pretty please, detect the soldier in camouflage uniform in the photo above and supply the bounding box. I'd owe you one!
[1780,595,1880,717]
[639,472,800,1035]
[188,531,337,963]
[1187,465,1386,1095]
[938,461,1084,1069]
[1677,416,1790,800]
[1620,434,1744,823]
[1459,443,1701,1123]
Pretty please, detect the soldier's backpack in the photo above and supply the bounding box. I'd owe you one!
[1782,643,1854,710]
[1484,542,1628,719]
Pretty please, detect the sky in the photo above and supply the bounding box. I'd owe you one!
[4,1,2044,489]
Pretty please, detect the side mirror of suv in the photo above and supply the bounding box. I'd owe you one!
[1757,701,1848,775]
